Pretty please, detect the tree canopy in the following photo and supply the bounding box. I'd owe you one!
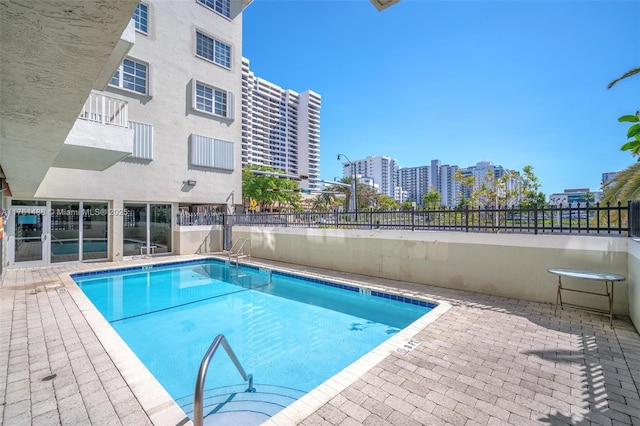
[454,165,544,208]
[242,165,302,211]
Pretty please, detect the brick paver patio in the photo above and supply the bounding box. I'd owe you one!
[1,256,639,425]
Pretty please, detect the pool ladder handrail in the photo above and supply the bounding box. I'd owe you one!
[193,334,254,426]
[228,237,251,268]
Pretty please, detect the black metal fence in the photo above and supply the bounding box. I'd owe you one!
[178,202,639,236]
[241,202,634,236]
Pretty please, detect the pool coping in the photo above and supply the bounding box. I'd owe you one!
[60,254,451,425]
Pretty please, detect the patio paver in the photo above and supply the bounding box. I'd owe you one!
[1,255,639,425]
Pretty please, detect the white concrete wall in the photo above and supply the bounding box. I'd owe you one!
[627,239,640,331]
[233,227,631,316]
[174,226,222,255]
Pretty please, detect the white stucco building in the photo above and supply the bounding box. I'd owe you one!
[342,155,398,197]
[396,165,432,205]
[1,0,251,267]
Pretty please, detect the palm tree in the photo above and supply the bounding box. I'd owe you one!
[607,67,640,89]
[602,66,640,203]
[601,163,640,204]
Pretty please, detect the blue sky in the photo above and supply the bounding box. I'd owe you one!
[242,0,640,196]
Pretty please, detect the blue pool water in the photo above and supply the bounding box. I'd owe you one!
[73,259,435,421]
[52,239,140,255]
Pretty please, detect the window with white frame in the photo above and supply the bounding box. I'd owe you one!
[110,58,148,95]
[196,0,230,18]
[133,2,148,34]
[190,134,234,171]
[196,31,231,69]
[193,81,234,119]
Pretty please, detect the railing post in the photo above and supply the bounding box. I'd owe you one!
[465,206,469,232]
[411,207,415,231]
[101,94,106,125]
[628,200,634,237]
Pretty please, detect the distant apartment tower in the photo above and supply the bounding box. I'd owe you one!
[394,186,409,204]
[396,166,432,205]
[342,156,397,197]
[438,164,460,207]
[602,171,619,188]
[426,160,460,207]
[456,161,520,204]
[241,58,321,190]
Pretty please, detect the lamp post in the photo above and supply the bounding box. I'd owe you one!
[337,154,357,221]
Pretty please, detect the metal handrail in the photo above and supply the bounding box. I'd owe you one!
[228,238,251,266]
[193,334,254,426]
[228,237,246,254]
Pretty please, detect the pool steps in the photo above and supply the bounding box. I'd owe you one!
[177,384,306,425]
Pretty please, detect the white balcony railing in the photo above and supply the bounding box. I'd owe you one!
[79,92,128,127]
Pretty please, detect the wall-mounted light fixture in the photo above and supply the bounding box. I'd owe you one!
[183,180,197,187]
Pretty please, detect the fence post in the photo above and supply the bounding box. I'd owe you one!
[411,207,415,231]
[629,200,638,237]
[465,206,469,232]
[534,203,538,235]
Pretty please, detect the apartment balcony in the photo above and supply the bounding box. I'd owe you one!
[53,92,133,171]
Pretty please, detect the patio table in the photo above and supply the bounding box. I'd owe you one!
[548,267,625,326]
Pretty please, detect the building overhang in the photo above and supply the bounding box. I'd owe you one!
[369,0,402,11]
[0,0,139,198]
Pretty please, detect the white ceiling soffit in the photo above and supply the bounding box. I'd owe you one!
[0,0,139,198]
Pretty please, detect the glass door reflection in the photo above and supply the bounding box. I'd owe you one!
[14,211,45,264]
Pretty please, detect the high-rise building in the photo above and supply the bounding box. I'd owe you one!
[602,171,620,188]
[396,166,432,205]
[458,161,521,205]
[241,58,321,191]
[439,164,460,207]
[342,156,397,197]
[1,0,251,267]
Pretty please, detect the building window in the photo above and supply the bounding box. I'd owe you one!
[110,58,148,95]
[196,0,230,18]
[128,121,153,160]
[193,81,234,119]
[190,134,234,171]
[133,3,148,34]
[196,31,231,69]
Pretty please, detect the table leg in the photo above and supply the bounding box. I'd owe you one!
[609,281,614,326]
[555,275,563,316]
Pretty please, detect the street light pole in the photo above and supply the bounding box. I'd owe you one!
[337,154,357,221]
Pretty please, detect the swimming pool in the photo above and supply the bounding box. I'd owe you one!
[72,258,437,424]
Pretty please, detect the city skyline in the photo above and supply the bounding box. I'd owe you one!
[242,0,640,197]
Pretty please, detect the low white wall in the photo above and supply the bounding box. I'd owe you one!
[627,239,640,330]
[174,226,222,255]
[233,227,631,316]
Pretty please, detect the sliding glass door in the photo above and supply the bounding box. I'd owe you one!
[123,203,172,256]
[13,208,47,266]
